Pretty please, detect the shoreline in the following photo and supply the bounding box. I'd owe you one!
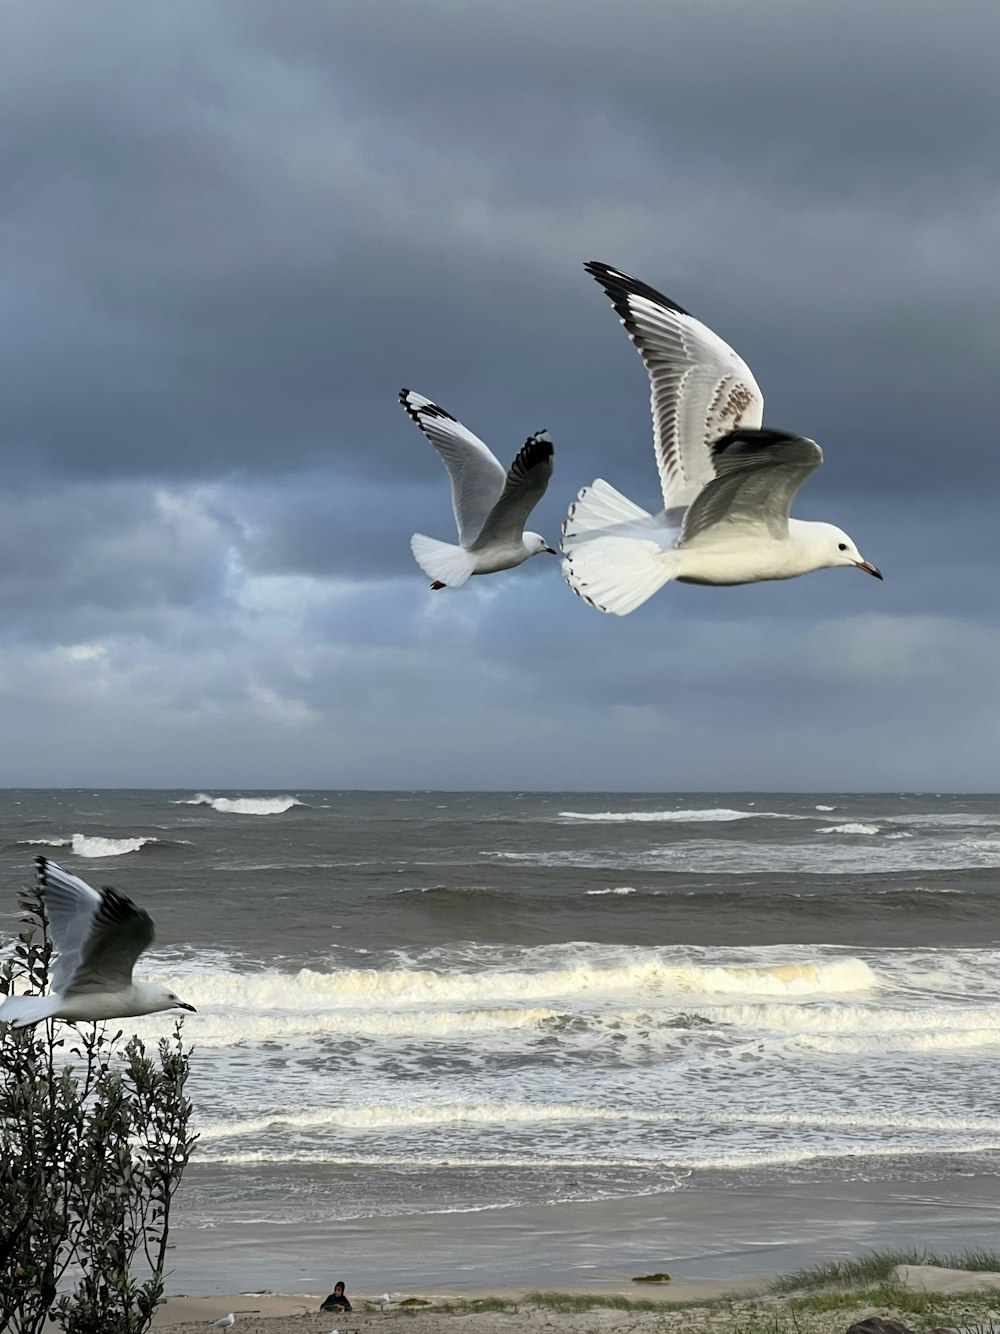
[165,1169,1000,1296]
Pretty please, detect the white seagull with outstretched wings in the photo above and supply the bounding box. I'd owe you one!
[561,262,881,614]
[400,389,557,589]
[0,857,196,1028]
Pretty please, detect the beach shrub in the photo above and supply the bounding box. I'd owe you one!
[0,887,197,1334]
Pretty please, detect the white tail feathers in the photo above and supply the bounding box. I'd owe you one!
[562,478,655,540]
[561,480,678,615]
[410,533,476,588]
[0,993,61,1029]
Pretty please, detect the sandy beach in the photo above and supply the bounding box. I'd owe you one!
[152,1286,753,1334]
[152,1266,1000,1334]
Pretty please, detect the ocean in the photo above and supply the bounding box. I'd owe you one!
[3,789,1000,1291]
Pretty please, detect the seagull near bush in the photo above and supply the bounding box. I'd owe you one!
[399,388,556,589]
[0,857,196,1028]
[561,262,883,615]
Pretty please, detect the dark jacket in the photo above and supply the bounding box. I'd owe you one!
[321,1292,352,1312]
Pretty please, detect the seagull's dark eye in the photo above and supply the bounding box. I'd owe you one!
[837,543,847,552]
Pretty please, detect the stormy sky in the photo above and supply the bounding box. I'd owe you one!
[1,0,998,790]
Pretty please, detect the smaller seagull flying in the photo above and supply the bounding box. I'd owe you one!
[561,262,882,615]
[210,1316,236,1328]
[400,389,557,589]
[0,857,196,1028]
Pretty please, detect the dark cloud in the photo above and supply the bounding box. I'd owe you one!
[0,0,997,786]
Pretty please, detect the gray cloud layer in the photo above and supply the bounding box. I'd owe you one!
[1,0,998,788]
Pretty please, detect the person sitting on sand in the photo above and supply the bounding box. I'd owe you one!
[320,1281,352,1312]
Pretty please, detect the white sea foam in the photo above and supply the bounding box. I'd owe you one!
[12,837,72,848]
[819,823,880,835]
[560,808,799,823]
[815,804,836,811]
[197,1100,1000,1144]
[586,887,637,896]
[176,793,304,815]
[490,837,1000,874]
[138,1004,559,1048]
[797,1028,1000,1055]
[147,954,878,1019]
[694,1000,1000,1035]
[70,834,162,857]
[201,1133,1000,1174]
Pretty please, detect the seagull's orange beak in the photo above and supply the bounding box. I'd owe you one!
[855,559,883,580]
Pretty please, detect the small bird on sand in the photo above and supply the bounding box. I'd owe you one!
[210,1316,235,1329]
[561,262,882,615]
[400,388,556,589]
[0,857,196,1028]
[370,1293,392,1312]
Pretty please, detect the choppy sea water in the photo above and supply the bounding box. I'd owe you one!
[3,789,1000,1242]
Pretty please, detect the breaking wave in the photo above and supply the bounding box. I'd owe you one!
[559,808,799,823]
[197,1100,1000,1144]
[146,1004,560,1048]
[148,954,878,1015]
[10,834,183,857]
[819,823,881,835]
[176,793,304,816]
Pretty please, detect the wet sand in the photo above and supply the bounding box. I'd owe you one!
[166,1171,1000,1296]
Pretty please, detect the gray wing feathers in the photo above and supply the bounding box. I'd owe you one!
[472,431,553,548]
[36,857,154,996]
[584,263,765,513]
[680,436,823,543]
[399,389,507,546]
[35,858,103,995]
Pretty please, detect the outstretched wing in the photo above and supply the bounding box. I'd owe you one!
[471,431,554,549]
[680,430,823,543]
[399,389,507,545]
[584,262,764,516]
[36,856,155,997]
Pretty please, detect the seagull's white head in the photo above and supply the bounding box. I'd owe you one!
[135,981,197,1016]
[523,531,558,558]
[812,523,882,580]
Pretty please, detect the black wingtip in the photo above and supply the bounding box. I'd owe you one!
[398,389,458,426]
[516,432,554,470]
[712,427,809,459]
[583,260,692,319]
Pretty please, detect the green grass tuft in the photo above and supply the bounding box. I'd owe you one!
[523,1290,666,1311]
[769,1246,1000,1294]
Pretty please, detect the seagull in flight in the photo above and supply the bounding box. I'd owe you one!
[0,857,196,1028]
[561,262,882,615]
[400,389,556,589]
